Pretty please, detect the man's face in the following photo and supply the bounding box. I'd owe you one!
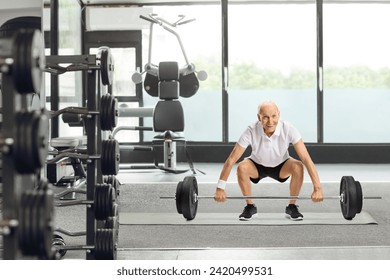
[257,105,279,136]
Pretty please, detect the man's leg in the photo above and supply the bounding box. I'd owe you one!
[279,158,304,205]
[236,159,260,205]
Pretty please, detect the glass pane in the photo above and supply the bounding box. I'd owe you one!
[140,5,222,142]
[90,47,136,97]
[229,4,317,143]
[114,102,144,143]
[323,3,390,143]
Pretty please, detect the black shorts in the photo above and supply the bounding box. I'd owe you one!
[249,158,290,183]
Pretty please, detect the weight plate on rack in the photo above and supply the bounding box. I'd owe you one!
[12,29,44,94]
[99,47,114,86]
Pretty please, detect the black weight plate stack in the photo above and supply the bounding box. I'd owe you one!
[95,229,116,260]
[100,94,118,131]
[104,175,120,197]
[19,189,54,259]
[19,190,33,254]
[101,139,120,175]
[105,203,119,230]
[105,203,119,245]
[14,111,49,174]
[94,183,114,220]
[340,176,358,220]
[181,176,199,220]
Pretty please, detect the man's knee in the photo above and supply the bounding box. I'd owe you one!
[291,160,304,177]
[237,160,256,178]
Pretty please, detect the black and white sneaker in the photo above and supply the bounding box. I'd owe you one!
[285,204,303,221]
[239,204,258,221]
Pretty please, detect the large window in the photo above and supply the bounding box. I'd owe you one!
[141,5,222,142]
[44,0,82,137]
[229,3,317,143]
[323,3,390,143]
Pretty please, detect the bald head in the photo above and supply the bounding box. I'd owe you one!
[258,101,280,116]
[257,100,280,137]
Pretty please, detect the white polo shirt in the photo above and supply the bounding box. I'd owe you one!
[237,120,302,167]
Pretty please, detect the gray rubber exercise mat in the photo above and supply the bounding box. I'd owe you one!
[119,211,377,225]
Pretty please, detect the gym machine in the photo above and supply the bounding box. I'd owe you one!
[44,47,119,259]
[123,14,207,174]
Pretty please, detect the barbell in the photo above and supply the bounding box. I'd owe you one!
[52,228,117,260]
[47,139,120,176]
[54,183,116,220]
[160,175,381,221]
[49,94,118,131]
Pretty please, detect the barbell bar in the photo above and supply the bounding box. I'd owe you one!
[52,228,117,260]
[49,94,118,131]
[160,175,382,221]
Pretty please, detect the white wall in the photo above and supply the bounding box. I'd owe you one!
[0,0,42,26]
[86,6,152,30]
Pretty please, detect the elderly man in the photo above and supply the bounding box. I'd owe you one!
[214,101,324,221]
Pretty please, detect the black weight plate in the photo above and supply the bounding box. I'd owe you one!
[179,72,199,98]
[18,191,32,253]
[110,96,118,129]
[355,180,363,214]
[144,73,159,97]
[181,176,198,220]
[101,139,119,176]
[12,30,27,91]
[31,192,40,255]
[32,111,49,171]
[95,183,114,220]
[340,176,358,220]
[95,229,116,260]
[40,189,55,259]
[14,112,33,173]
[101,140,109,175]
[176,181,183,214]
[13,29,43,94]
[95,184,104,220]
[100,48,114,86]
[100,94,118,131]
[14,111,48,174]
[100,94,108,130]
[94,184,102,220]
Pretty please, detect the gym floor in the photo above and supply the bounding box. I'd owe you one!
[1,163,390,260]
[112,163,390,260]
